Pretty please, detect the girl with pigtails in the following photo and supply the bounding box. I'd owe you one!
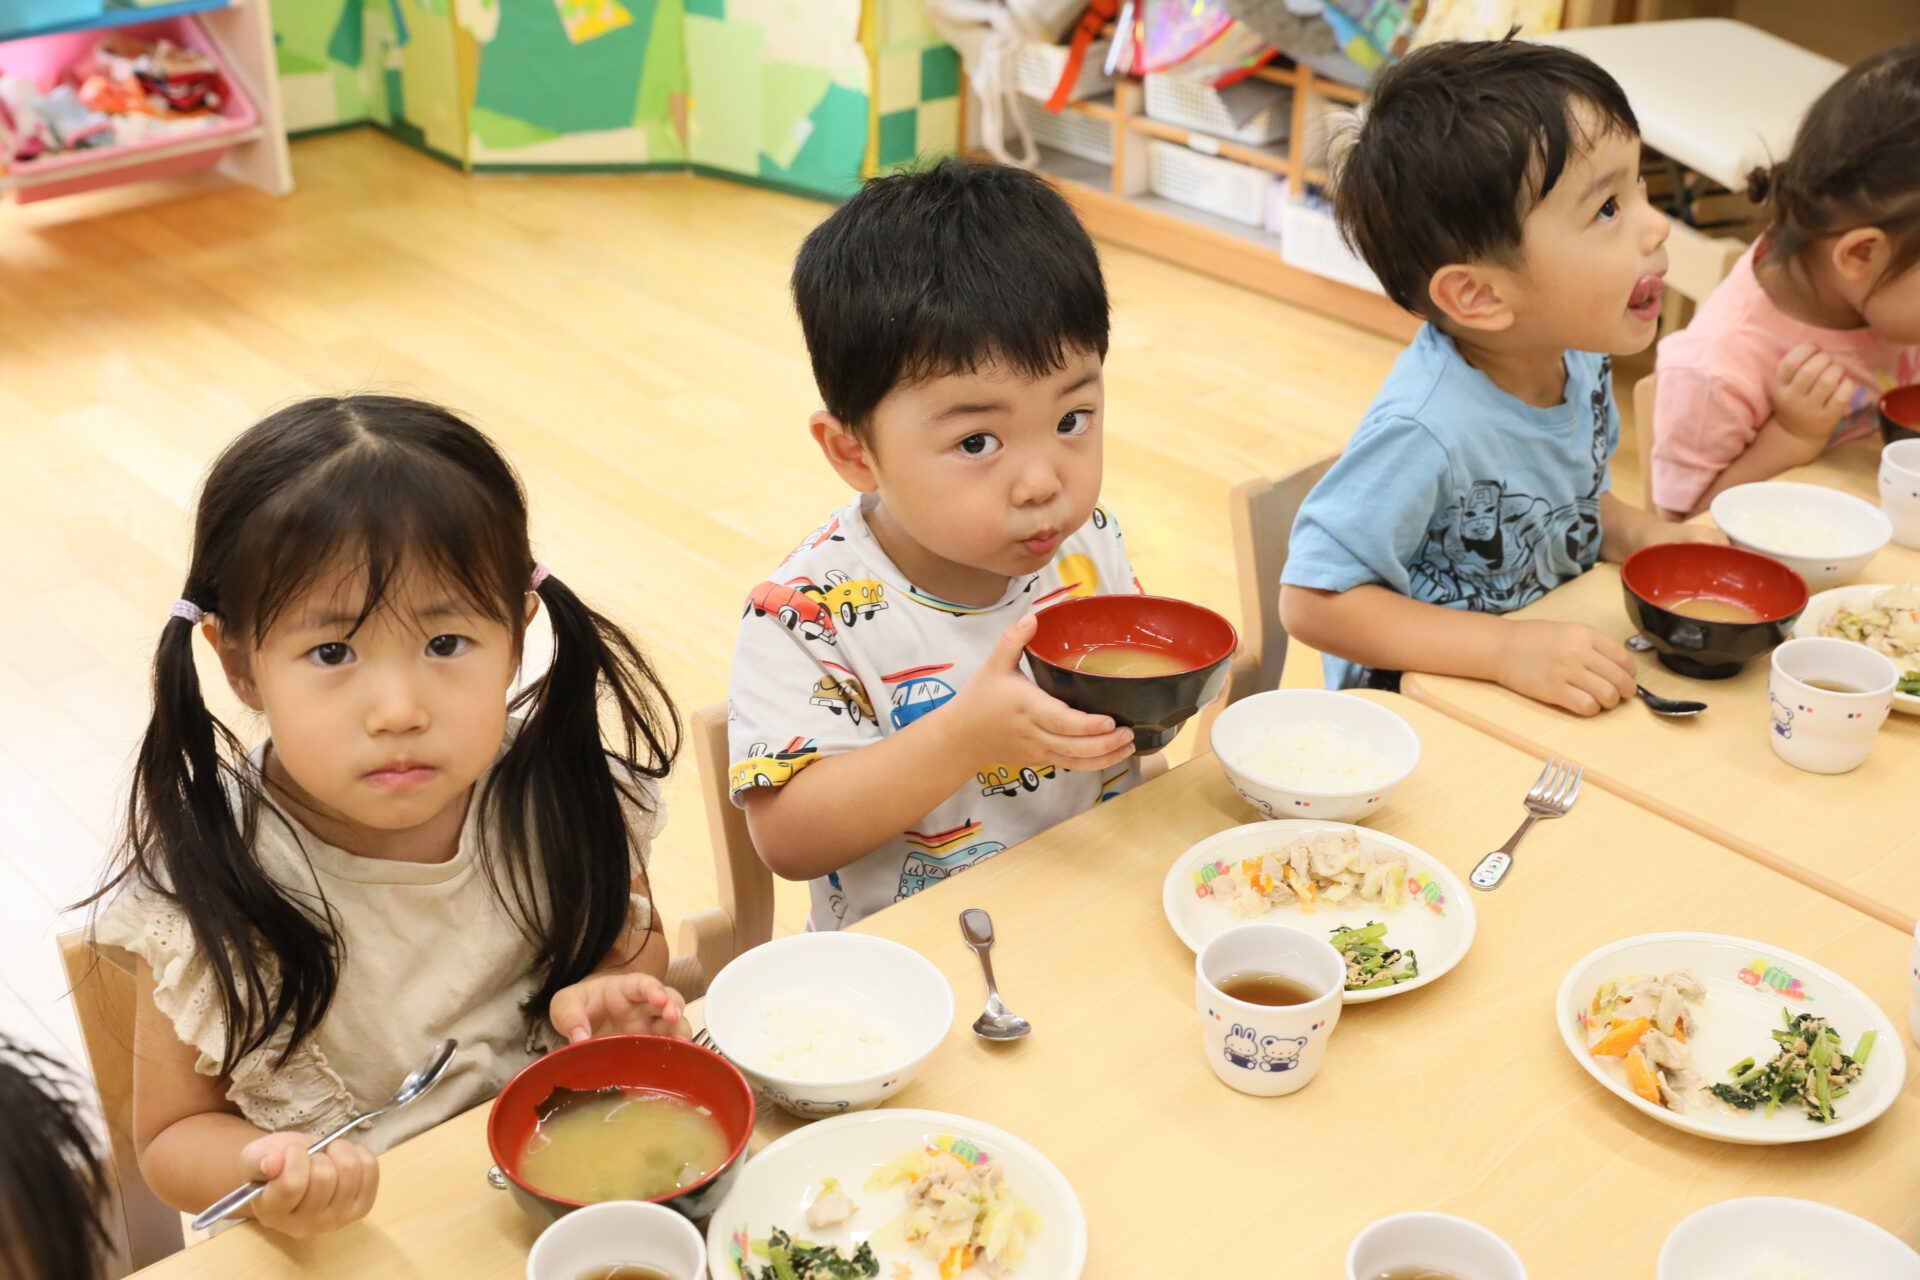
[88,396,685,1237]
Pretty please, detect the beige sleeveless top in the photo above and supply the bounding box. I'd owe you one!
[96,750,662,1153]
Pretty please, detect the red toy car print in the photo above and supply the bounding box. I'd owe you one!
[744,577,837,645]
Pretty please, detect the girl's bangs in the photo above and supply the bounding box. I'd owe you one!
[228,446,529,644]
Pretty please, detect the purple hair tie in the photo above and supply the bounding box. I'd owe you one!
[530,563,551,591]
[169,599,204,624]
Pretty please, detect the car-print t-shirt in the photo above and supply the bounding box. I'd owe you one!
[727,494,1145,928]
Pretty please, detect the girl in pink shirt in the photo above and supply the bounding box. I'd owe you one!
[1651,42,1920,516]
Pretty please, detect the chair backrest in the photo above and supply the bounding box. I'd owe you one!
[57,931,183,1274]
[1230,452,1340,695]
[1633,371,1673,517]
[1194,453,1339,746]
[666,703,774,1000]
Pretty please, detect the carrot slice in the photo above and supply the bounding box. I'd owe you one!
[1623,1050,1661,1105]
[1589,1017,1653,1056]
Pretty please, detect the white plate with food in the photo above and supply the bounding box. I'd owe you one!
[707,1108,1085,1280]
[1557,933,1904,1145]
[1161,820,1475,1003]
[1793,582,1920,713]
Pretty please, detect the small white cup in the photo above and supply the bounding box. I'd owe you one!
[1195,922,1344,1097]
[1767,637,1898,774]
[1347,1212,1529,1280]
[1879,439,1920,549]
[526,1201,707,1280]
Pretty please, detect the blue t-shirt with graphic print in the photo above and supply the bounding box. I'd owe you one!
[1282,324,1618,690]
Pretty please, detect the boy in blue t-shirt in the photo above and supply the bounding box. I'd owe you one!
[1279,37,1724,716]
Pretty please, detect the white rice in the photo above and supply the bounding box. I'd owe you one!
[1729,511,1847,556]
[738,992,905,1081]
[1237,722,1395,791]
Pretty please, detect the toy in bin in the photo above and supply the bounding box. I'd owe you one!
[0,31,226,163]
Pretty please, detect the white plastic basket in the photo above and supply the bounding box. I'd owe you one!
[1274,192,1385,295]
[1017,96,1114,165]
[1147,140,1272,226]
[1014,39,1115,103]
[1144,73,1290,146]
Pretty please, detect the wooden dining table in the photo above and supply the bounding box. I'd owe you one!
[132,693,1919,1279]
[1405,445,1920,931]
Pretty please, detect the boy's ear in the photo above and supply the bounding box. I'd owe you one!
[1829,226,1890,286]
[202,617,264,711]
[811,411,880,494]
[1428,263,1516,333]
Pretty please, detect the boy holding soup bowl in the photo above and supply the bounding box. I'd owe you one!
[727,159,1153,928]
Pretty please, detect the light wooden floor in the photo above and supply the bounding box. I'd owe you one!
[0,127,1651,1063]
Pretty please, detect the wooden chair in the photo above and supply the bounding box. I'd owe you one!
[664,703,775,1001]
[57,931,184,1276]
[1193,453,1340,744]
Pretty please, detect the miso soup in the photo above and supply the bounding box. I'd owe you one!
[576,1268,676,1280]
[1664,596,1763,624]
[1064,644,1187,676]
[520,1086,728,1204]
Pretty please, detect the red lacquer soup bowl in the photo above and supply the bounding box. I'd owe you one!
[487,1034,755,1228]
[1024,594,1238,751]
[1621,543,1808,679]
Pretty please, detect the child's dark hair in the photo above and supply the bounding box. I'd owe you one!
[87,396,679,1075]
[791,156,1109,441]
[0,1038,112,1280]
[1333,35,1638,316]
[1748,41,1920,287]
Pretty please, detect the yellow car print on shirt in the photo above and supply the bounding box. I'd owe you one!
[818,571,889,627]
[810,674,876,725]
[730,737,821,792]
[977,763,1057,798]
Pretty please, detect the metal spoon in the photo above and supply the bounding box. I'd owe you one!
[959,909,1030,1041]
[1636,685,1707,717]
[193,1038,458,1230]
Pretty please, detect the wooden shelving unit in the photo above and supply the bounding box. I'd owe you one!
[0,0,291,204]
[977,61,1417,342]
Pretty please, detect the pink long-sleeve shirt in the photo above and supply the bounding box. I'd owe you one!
[1651,243,1920,513]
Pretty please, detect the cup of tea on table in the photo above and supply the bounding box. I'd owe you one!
[1879,438,1920,550]
[1195,922,1344,1097]
[1767,637,1898,774]
[1024,594,1237,751]
[1346,1212,1529,1280]
[525,1200,707,1280]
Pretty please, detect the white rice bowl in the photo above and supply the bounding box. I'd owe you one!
[703,933,953,1119]
[1210,689,1420,825]
[1710,482,1890,592]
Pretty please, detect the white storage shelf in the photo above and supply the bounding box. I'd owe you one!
[972,61,1416,342]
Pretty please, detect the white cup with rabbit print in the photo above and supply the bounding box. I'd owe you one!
[1196,923,1344,1097]
[1879,438,1920,549]
[1767,637,1897,774]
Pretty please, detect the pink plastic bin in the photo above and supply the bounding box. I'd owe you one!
[0,14,257,203]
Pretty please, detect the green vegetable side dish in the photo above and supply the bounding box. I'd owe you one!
[1706,1010,1872,1124]
[1898,670,1920,696]
[1331,921,1418,991]
[743,1228,879,1280]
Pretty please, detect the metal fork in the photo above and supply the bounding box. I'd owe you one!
[1470,758,1583,891]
